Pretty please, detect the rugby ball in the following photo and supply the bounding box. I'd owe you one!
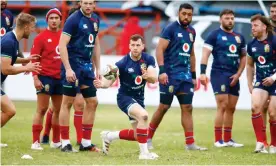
[101,64,118,80]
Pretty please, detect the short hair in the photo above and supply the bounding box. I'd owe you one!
[219,9,235,18]
[16,13,36,28]
[271,2,276,8]
[251,14,273,34]
[179,3,193,12]
[130,34,144,44]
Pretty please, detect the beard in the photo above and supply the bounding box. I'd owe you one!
[179,16,191,27]
[1,5,7,11]
[222,23,234,31]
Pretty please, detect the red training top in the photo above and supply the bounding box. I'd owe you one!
[31,29,62,79]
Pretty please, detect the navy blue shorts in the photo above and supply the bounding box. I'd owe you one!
[61,62,96,96]
[117,94,145,122]
[159,79,194,95]
[159,79,194,106]
[253,81,276,96]
[210,70,240,96]
[36,75,62,95]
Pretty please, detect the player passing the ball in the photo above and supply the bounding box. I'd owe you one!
[94,34,159,160]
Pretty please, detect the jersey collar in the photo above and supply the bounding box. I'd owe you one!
[12,30,19,41]
[129,52,142,61]
[80,8,91,18]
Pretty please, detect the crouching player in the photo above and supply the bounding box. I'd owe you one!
[94,34,159,160]
[246,14,276,154]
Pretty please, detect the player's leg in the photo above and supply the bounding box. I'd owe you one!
[1,93,16,128]
[129,104,158,159]
[50,94,62,148]
[268,95,276,154]
[78,85,100,152]
[59,94,75,152]
[73,93,84,145]
[177,82,207,151]
[31,93,50,150]
[262,100,269,147]
[101,95,137,155]
[224,81,243,147]
[41,107,53,144]
[210,71,229,147]
[251,88,269,153]
[0,92,16,148]
[147,93,173,149]
[59,68,78,152]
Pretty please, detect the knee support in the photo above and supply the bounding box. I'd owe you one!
[63,86,77,97]
[177,93,194,105]
[80,87,96,98]
[160,94,174,106]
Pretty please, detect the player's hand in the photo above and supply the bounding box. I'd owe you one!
[66,69,76,83]
[159,73,168,85]
[230,73,240,87]
[25,62,41,73]
[248,84,253,94]
[141,68,148,80]
[262,77,275,87]
[93,79,102,89]
[29,54,41,61]
[200,74,207,86]
[95,70,102,81]
[192,79,197,89]
[33,78,44,90]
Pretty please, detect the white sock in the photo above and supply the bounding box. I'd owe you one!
[139,143,149,154]
[61,139,70,148]
[81,138,91,147]
[107,131,120,141]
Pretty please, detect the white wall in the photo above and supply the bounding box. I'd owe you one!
[3,53,251,110]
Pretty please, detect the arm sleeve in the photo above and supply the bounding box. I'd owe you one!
[62,15,78,37]
[147,55,156,68]
[30,36,43,76]
[160,24,173,41]
[247,42,252,57]
[1,41,14,59]
[240,35,246,51]
[204,31,217,51]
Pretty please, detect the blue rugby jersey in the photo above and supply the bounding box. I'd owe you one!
[116,52,156,100]
[160,21,196,83]
[0,9,13,37]
[247,35,276,81]
[204,28,246,74]
[1,31,19,83]
[62,9,100,63]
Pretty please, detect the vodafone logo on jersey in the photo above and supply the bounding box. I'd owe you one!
[89,34,94,44]
[0,28,6,37]
[135,76,143,85]
[182,43,190,53]
[258,56,266,64]
[229,44,237,53]
[55,46,60,55]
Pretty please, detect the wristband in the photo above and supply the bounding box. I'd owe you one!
[159,65,165,75]
[200,64,207,74]
[192,72,196,79]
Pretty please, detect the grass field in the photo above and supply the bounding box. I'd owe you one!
[1,101,276,165]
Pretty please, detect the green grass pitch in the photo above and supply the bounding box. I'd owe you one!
[1,101,276,165]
